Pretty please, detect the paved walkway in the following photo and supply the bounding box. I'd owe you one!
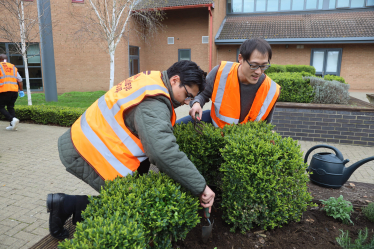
[0,120,373,249]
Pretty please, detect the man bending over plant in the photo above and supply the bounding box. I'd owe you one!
[176,38,281,128]
[47,60,215,240]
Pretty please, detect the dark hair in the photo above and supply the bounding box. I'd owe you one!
[0,54,7,61]
[239,38,272,61]
[167,60,206,92]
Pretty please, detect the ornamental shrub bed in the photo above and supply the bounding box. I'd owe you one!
[58,172,200,249]
[174,121,314,233]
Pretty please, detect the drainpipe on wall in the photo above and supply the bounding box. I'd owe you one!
[208,6,213,72]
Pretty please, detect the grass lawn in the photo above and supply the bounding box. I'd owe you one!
[15,91,106,109]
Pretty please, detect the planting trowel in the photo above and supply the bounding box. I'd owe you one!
[202,207,214,243]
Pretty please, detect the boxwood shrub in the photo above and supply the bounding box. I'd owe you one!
[174,122,225,186]
[58,172,200,249]
[174,121,314,234]
[324,74,346,84]
[285,64,316,75]
[267,72,315,103]
[220,122,313,232]
[264,64,286,74]
[265,64,316,75]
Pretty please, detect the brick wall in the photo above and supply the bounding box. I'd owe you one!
[272,103,374,147]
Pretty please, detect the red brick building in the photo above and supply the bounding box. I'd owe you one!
[1,0,373,92]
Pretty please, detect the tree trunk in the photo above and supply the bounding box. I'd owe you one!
[109,48,115,90]
[19,1,32,105]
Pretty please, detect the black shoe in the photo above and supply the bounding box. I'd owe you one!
[46,193,70,240]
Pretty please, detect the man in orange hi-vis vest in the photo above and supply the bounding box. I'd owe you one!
[46,60,216,240]
[0,54,25,131]
[176,38,280,128]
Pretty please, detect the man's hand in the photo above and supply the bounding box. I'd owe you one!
[19,91,25,98]
[189,102,202,120]
[200,185,215,213]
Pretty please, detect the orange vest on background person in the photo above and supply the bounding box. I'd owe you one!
[71,71,176,181]
[211,61,280,128]
[0,62,19,93]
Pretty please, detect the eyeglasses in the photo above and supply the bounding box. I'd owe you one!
[246,60,271,71]
[182,84,195,101]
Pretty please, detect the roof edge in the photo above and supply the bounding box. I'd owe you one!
[215,37,374,45]
[134,3,214,12]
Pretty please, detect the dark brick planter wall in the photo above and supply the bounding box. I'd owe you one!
[272,102,374,147]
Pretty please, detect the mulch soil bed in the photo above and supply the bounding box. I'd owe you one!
[31,181,374,249]
[172,181,374,249]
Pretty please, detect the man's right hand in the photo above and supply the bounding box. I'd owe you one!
[200,185,215,213]
[189,102,202,120]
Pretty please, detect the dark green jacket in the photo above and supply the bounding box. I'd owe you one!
[58,75,206,196]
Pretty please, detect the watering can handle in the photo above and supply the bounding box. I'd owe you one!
[304,144,344,164]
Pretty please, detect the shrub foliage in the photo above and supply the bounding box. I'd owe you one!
[324,74,346,84]
[267,72,315,103]
[305,76,350,104]
[363,202,374,223]
[174,121,313,233]
[58,172,200,249]
[320,195,354,225]
[0,105,85,127]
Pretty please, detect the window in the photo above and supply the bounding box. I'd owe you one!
[310,48,342,77]
[129,46,139,77]
[72,0,84,2]
[280,0,291,10]
[178,49,191,61]
[227,0,370,13]
[167,37,174,44]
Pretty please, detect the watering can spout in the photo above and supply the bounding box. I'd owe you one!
[342,156,374,184]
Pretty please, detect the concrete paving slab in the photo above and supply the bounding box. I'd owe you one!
[0,120,373,248]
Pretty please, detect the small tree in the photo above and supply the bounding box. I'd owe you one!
[0,0,42,105]
[73,0,165,90]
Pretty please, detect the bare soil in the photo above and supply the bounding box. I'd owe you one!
[172,181,374,249]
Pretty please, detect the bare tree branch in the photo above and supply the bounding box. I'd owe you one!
[71,0,165,89]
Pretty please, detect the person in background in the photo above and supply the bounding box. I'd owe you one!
[0,54,24,131]
[47,60,215,239]
[176,38,281,128]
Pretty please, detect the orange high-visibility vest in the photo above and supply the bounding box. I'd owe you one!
[211,61,280,128]
[71,71,176,181]
[0,62,19,93]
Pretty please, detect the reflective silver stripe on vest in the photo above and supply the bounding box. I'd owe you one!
[212,62,239,127]
[80,111,134,177]
[97,84,169,161]
[0,64,18,85]
[255,79,277,121]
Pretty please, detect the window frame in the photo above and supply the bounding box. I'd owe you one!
[178,49,191,61]
[129,46,140,77]
[310,48,343,77]
[72,0,84,3]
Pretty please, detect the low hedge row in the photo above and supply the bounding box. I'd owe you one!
[0,105,85,127]
[265,64,316,75]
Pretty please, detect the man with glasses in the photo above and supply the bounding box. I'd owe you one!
[176,38,280,128]
[46,60,215,239]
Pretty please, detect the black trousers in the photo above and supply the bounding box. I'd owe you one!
[0,91,18,122]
